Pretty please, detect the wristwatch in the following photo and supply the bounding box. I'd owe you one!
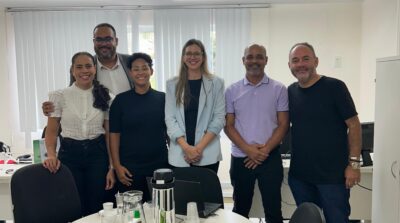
[349,161,361,169]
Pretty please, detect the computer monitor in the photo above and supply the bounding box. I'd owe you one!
[361,122,374,166]
[279,130,291,159]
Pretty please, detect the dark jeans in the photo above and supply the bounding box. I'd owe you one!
[58,135,109,216]
[288,176,350,223]
[230,150,283,223]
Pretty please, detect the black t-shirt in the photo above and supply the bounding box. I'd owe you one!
[109,88,168,175]
[185,79,202,146]
[288,76,358,184]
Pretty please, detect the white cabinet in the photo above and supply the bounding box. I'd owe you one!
[373,56,400,222]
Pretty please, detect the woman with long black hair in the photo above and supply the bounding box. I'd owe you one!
[43,52,115,216]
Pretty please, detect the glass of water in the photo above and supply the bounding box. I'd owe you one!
[115,192,124,215]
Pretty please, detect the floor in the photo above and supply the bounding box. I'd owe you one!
[224,202,289,223]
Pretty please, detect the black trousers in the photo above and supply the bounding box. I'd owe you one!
[170,161,220,174]
[230,149,283,223]
[58,135,109,216]
[191,162,220,174]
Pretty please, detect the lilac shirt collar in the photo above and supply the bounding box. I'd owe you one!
[243,74,270,87]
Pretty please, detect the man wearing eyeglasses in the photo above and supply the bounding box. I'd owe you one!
[92,23,133,95]
[42,23,133,116]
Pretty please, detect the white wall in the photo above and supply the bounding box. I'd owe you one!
[219,2,363,184]
[250,3,362,116]
[360,0,399,122]
[0,7,12,146]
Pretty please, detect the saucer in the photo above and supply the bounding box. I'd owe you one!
[99,209,117,217]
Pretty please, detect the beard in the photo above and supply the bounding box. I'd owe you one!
[291,66,316,84]
[246,64,264,76]
[95,46,116,61]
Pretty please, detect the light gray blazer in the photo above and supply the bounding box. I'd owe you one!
[165,75,226,167]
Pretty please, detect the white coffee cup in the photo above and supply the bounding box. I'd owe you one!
[103,202,114,212]
[186,202,200,223]
[102,202,116,223]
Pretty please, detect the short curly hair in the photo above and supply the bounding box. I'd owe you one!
[127,52,153,70]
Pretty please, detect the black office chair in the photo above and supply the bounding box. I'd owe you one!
[11,163,81,223]
[172,167,224,208]
[289,202,326,223]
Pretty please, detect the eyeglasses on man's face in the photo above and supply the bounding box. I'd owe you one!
[93,36,114,44]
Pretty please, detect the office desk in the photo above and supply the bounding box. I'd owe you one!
[74,208,251,223]
[249,159,373,220]
[0,164,30,220]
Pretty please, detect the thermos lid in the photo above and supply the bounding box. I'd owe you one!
[152,168,175,189]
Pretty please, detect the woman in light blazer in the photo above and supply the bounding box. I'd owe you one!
[165,39,225,173]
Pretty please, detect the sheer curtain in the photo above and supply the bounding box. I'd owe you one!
[214,8,250,87]
[153,9,213,91]
[8,10,139,148]
[153,8,250,90]
[8,8,250,150]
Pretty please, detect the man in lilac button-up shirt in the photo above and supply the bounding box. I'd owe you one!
[224,44,289,223]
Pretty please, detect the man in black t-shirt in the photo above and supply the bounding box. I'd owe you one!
[287,42,362,223]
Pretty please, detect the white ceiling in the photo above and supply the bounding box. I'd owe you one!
[0,0,362,9]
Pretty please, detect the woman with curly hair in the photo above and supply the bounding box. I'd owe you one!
[43,52,115,216]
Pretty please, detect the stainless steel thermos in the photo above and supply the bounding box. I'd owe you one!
[151,168,175,223]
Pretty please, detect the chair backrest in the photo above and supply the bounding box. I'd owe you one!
[11,163,81,223]
[172,167,224,208]
[289,202,326,223]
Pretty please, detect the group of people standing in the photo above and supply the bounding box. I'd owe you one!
[41,23,361,223]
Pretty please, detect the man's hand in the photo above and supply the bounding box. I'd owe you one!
[246,144,268,163]
[345,165,361,189]
[42,101,55,116]
[243,144,269,169]
[258,144,273,155]
[244,158,259,169]
[115,165,133,186]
